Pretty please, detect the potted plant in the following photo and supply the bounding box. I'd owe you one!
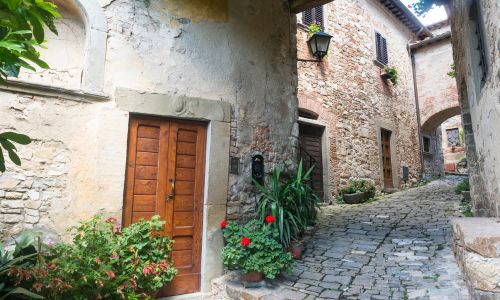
[339,178,375,204]
[254,160,320,259]
[381,66,398,85]
[220,219,294,285]
[455,178,470,201]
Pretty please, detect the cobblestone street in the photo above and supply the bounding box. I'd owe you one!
[279,178,470,300]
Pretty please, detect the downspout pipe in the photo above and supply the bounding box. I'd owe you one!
[409,46,426,179]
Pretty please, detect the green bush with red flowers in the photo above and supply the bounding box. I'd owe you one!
[220,218,294,279]
[9,215,177,299]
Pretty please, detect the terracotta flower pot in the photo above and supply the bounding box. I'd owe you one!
[290,240,304,260]
[243,271,264,282]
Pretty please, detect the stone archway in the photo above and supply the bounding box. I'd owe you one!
[421,106,462,134]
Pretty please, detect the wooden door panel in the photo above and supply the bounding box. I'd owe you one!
[381,129,393,189]
[124,117,206,297]
[159,121,206,297]
[299,124,324,199]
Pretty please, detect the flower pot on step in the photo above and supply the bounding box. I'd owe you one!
[242,271,264,283]
[343,192,367,204]
[289,240,304,260]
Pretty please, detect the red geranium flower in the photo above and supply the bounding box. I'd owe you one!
[220,219,227,229]
[241,237,251,247]
[105,270,116,280]
[33,282,43,292]
[265,215,275,223]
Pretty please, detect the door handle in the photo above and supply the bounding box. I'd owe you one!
[166,179,175,202]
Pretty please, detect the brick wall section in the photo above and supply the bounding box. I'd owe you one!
[297,0,422,195]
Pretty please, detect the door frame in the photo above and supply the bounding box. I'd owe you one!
[298,117,331,203]
[117,88,231,296]
[377,125,399,190]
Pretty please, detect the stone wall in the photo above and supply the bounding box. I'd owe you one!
[450,0,500,217]
[297,0,422,195]
[423,126,444,178]
[0,0,298,241]
[412,28,460,132]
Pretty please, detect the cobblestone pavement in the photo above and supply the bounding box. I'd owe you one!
[279,177,470,300]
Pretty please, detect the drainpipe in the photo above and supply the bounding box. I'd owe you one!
[409,47,425,179]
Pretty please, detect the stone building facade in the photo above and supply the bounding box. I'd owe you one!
[449,0,500,217]
[296,0,427,197]
[0,0,301,295]
[411,21,463,177]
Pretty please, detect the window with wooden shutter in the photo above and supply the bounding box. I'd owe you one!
[302,6,324,29]
[375,31,388,65]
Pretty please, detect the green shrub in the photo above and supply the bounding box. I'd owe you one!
[308,22,321,35]
[12,215,177,299]
[338,178,375,195]
[0,231,43,299]
[221,220,293,279]
[455,178,470,194]
[254,160,320,248]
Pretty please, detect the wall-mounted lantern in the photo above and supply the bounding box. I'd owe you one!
[307,32,332,61]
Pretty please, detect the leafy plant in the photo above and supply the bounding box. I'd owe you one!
[339,178,375,195]
[254,161,320,248]
[0,132,32,172]
[0,0,60,172]
[384,66,399,85]
[460,200,473,217]
[308,22,322,35]
[411,0,449,16]
[0,231,43,299]
[447,63,456,78]
[455,178,470,194]
[12,215,177,299]
[221,219,293,279]
[459,129,465,145]
[0,0,60,82]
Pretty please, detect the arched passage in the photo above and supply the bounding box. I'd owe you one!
[422,106,462,134]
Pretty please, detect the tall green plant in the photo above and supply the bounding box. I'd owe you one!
[254,161,320,248]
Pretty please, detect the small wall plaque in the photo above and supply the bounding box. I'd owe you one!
[229,157,240,175]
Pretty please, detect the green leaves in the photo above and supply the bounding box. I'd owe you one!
[254,160,320,248]
[0,131,31,172]
[0,0,60,83]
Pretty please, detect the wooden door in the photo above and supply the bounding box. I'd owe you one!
[299,123,324,200]
[380,129,393,189]
[123,116,206,297]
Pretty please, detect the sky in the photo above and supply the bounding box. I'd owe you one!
[400,0,448,25]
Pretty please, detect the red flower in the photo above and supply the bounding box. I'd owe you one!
[33,282,43,292]
[142,265,155,276]
[241,237,251,247]
[220,219,227,229]
[105,270,116,280]
[106,217,118,223]
[265,215,275,223]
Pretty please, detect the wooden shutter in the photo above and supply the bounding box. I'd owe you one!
[302,6,324,29]
[375,31,389,65]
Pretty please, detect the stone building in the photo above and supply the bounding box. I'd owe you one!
[0,0,316,296]
[449,0,499,217]
[296,0,433,198]
[411,20,464,177]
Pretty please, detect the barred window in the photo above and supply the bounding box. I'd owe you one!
[302,6,324,29]
[375,31,388,65]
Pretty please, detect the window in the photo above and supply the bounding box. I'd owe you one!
[302,6,324,28]
[423,136,431,153]
[469,0,489,90]
[446,128,461,147]
[375,31,388,65]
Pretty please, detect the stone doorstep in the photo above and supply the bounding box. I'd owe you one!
[451,218,500,298]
